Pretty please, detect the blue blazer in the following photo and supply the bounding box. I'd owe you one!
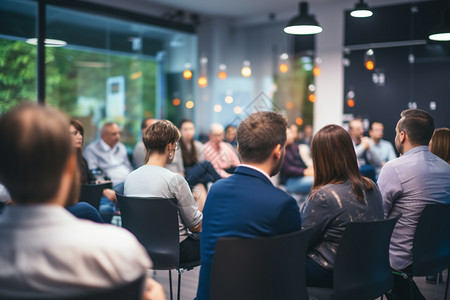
[196,166,301,300]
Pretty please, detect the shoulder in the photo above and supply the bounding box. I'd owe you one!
[84,140,100,151]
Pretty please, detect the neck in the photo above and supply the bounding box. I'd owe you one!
[372,137,380,144]
[146,152,168,167]
[242,160,272,177]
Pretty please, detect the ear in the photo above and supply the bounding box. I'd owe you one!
[399,131,406,144]
[273,144,282,159]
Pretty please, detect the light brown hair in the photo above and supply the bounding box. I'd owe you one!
[143,120,181,155]
[310,124,375,202]
[0,103,79,205]
[430,128,450,164]
[237,111,287,163]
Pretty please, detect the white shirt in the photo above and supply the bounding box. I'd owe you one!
[0,205,151,298]
[83,139,133,186]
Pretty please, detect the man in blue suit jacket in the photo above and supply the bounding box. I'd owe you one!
[196,111,302,300]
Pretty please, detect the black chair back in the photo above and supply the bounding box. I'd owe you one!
[412,203,450,276]
[210,229,312,300]
[79,182,112,210]
[0,275,145,300]
[333,215,400,300]
[117,194,180,270]
[308,215,400,300]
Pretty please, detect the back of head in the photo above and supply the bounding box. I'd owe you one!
[0,103,74,205]
[430,128,450,163]
[399,109,434,146]
[143,120,180,154]
[237,111,287,163]
[311,124,374,201]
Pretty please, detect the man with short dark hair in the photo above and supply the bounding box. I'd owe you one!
[0,104,161,298]
[378,109,450,300]
[196,111,302,300]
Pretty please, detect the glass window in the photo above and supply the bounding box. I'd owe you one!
[45,5,197,149]
[0,0,37,113]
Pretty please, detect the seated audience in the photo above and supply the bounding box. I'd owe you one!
[168,119,220,188]
[280,127,314,194]
[124,120,203,262]
[0,103,164,300]
[429,127,450,164]
[378,109,450,300]
[203,123,240,178]
[196,111,301,300]
[299,125,313,167]
[67,119,117,223]
[133,117,156,168]
[300,124,313,146]
[301,124,383,288]
[83,122,133,221]
[368,121,397,175]
[224,124,238,149]
[348,119,382,181]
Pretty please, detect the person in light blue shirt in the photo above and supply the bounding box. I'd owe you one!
[378,109,450,300]
[368,121,397,175]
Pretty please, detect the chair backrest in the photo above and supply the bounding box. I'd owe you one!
[79,182,112,210]
[0,275,145,300]
[412,203,450,276]
[116,194,180,270]
[210,229,312,300]
[333,215,401,300]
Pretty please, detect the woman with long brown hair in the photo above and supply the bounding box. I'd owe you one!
[300,124,383,287]
[429,127,450,164]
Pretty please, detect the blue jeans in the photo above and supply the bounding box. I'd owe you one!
[99,182,124,223]
[67,202,103,223]
[285,176,314,194]
[185,161,221,187]
[306,257,333,288]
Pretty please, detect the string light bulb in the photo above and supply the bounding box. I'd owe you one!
[218,64,228,79]
[183,63,193,80]
[241,60,252,77]
[364,49,375,70]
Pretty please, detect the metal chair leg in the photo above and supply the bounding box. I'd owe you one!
[177,269,182,300]
[434,272,441,300]
[445,268,449,300]
[169,270,173,300]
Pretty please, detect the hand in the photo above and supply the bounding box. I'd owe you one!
[102,188,117,203]
[142,278,166,300]
[360,137,371,150]
[304,166,314,177]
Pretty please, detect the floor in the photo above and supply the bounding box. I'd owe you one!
[152,267,449,300]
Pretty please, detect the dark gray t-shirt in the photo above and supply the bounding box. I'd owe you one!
[300,179,383,269]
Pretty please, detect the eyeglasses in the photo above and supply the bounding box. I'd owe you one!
[70,131,81,136]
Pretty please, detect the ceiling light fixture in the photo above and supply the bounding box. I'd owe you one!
[284,2,322,35]
[429,4,450,42]
[26,38,67,47]
[350,0,373,18]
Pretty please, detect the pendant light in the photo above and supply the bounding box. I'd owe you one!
[350,0,373,18]
[284,2,322,35]
[429,4,450,41]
